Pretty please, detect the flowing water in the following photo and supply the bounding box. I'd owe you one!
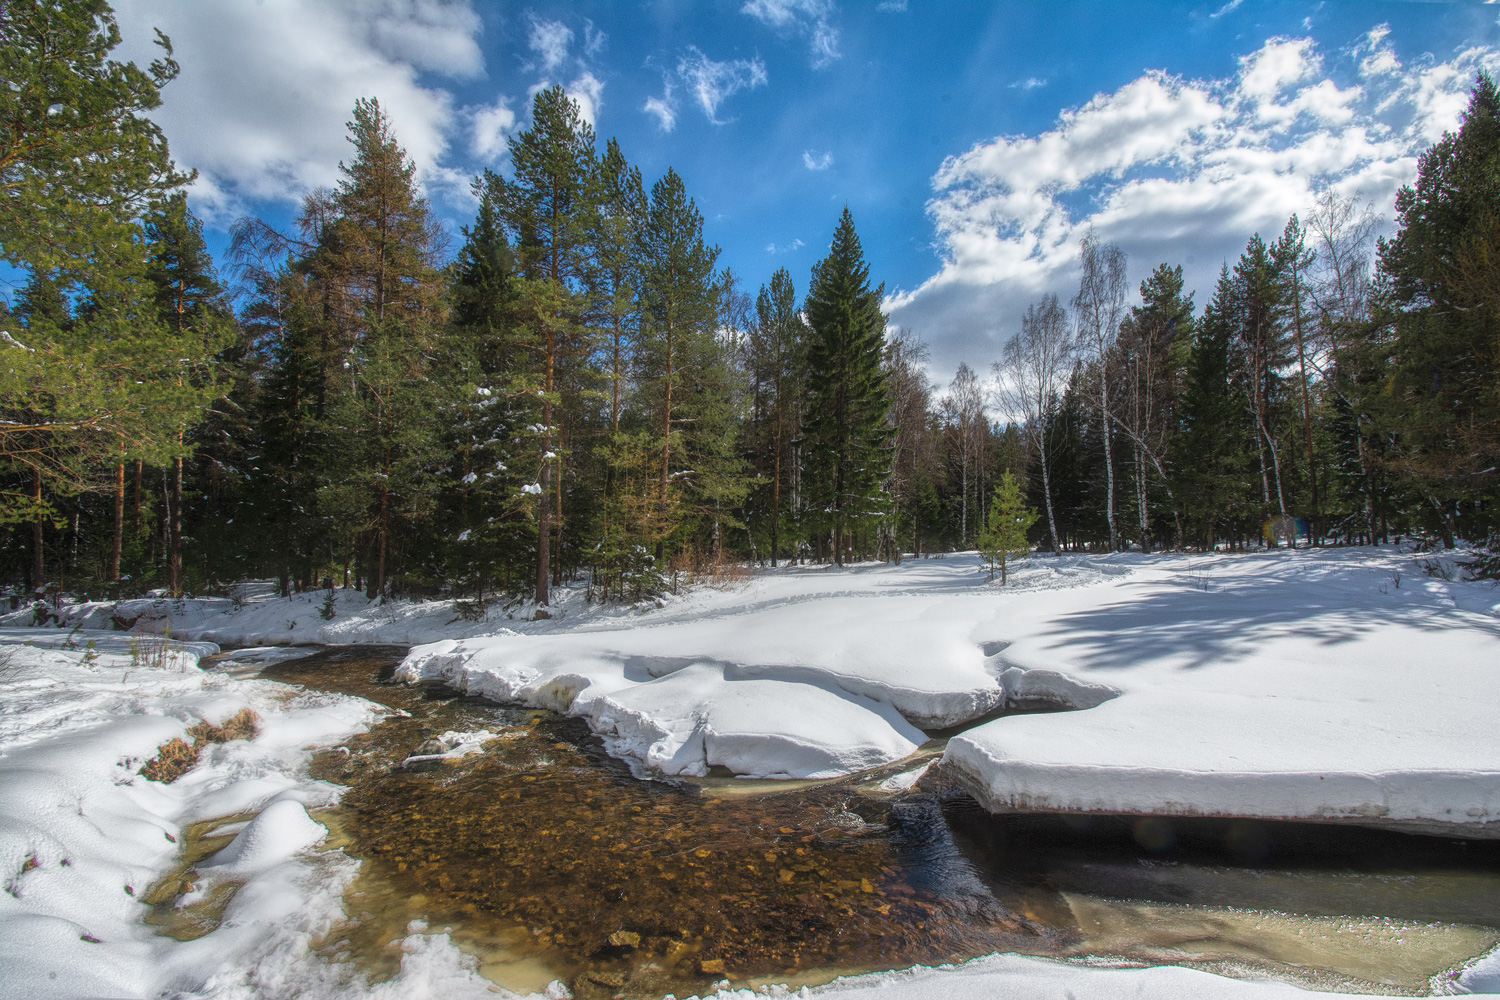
[186,645,1499,998]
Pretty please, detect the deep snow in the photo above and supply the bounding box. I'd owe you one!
[4,546,1499,997]
[391,547,1499,836]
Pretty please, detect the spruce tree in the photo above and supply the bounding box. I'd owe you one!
[749,267,806,565]
[1177,267,1252,547]
[977,470,1037,584]
[802,208,891,564]
[143,194,233,594]
[1376,73,1500,545]
[441,190,533,602]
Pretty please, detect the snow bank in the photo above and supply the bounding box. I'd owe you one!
[701,951,1500,999]
[945,549,1500,837]
[0,638,391,999]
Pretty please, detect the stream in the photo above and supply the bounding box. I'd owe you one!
[192,644,1499,998]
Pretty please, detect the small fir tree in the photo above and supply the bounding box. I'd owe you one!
[977,471,1037,584]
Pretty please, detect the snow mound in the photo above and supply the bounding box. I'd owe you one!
[586,663,924,778]
[203,799,327,875]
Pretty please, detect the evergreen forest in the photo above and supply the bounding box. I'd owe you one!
[5,0,1500,611]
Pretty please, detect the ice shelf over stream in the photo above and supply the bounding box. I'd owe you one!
[395,548,1500,835]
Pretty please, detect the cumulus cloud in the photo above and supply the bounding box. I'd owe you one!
[742,0,840,69]
[566,71,605,128]
[803,149,834,170]
[885,33,1500,382]
[527,15,573,73]
[113,0,483,223]
[677,46,769,123]
[470,95,515,163]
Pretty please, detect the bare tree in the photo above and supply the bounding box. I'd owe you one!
[943,362,985,548]
[883,330,934,560]
[1307,187,1377,328]
[1307,187,1379,539]
[1073,230,1128,550]
[994,295,1072,553]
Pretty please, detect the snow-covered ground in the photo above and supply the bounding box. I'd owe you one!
[15,546,1499,831]
[0,638,534,999]
[390,547,1500,837]
[4,547,1499,997]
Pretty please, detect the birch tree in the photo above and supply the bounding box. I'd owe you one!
[995,295,1071,554]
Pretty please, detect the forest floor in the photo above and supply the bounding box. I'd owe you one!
[2,546,1498,998]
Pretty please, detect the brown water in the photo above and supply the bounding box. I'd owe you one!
[206,645,1500,998]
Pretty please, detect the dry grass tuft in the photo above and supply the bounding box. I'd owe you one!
[141,738,200,783]
[186,707,260,744]
[144,709,261,783]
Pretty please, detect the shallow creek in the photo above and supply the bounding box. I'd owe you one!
[195,645,1499,998]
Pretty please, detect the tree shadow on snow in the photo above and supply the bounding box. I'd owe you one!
[1045,575,1500,672]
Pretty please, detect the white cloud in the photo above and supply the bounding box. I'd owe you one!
[1210,0,1244,18]
[584,20,607,58]
[566,71,605,128]
[527,15,573,73]
[876,0,907,11]
[113,0,482,224]
[677,46,769,123]
[643,86,678,132]
[1238,36,1318,102]
[766,238,805,254]
[803,149,834,170]
[741,0,840,69]
[470,95,515,163]
[885,33,1500,382]
[1011,77,1048,90]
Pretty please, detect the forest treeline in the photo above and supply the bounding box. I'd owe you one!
[3,1,1498,607]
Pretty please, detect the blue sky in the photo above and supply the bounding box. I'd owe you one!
[106,0,1500,382]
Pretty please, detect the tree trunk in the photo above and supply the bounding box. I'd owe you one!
[169,450,183,597]
[1039,425,1061,554]
[553,445,564,588]
[1101,369,1117,551]
[659,320,675,555]
[110,453,124,583]
[31,467,43,591]
[1292,272,1318,537]
[535,336,553,608]
[771,409,781,568]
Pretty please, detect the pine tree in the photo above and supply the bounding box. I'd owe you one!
[1115,263,1193,550]
[0,0,188,287]
[802,208,891,564]
[330,98,446,598]
[491,85,599,607]
[633,168,726,559]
